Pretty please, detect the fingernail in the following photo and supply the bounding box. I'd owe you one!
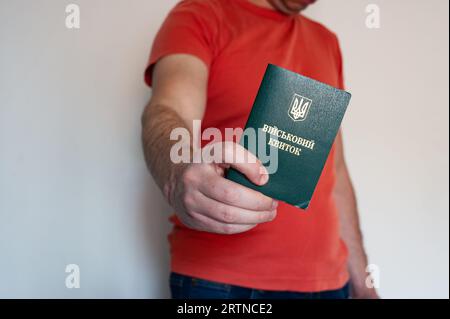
[272,200,278,210]
[259,166,268,175]
[270,212,277,221]
[259,173,269,185]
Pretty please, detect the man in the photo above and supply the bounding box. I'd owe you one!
[142,0,379,299]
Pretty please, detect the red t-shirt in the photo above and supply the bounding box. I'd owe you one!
[145,0,349,292]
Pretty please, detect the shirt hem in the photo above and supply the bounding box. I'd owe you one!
[171,259,350,293]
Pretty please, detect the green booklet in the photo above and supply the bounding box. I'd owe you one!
[226,64,351,210]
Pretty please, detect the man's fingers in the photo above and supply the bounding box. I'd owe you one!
[204,142,269,186]
[192,191,277,224]
[199,175,278,211]
[188,211,257,235]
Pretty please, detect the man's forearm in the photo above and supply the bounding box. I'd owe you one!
[333,167,369,290]
[141,102,190,202]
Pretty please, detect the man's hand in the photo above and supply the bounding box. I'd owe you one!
[334,131,380,299]
[350,284,380,299]
[168,142,278,235]
[141,54,277,235]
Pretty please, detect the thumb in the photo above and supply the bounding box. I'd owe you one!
[221,142,269,186]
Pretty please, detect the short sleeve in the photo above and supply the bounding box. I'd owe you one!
[144,0,219,87]
[332,35,345,90]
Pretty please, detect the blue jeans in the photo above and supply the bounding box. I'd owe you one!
[170,272,350,299]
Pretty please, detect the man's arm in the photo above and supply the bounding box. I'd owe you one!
[141,54,277,235]
[333,130,379,299]
[141,54,207,198]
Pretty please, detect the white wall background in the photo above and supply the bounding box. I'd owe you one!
[0,0,448,298]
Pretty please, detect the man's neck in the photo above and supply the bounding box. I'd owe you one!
[248,0,275,10]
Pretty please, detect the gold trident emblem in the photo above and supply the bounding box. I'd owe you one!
[289,94,312,121]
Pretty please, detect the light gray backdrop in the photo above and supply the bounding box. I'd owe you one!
[0,0,448,298]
